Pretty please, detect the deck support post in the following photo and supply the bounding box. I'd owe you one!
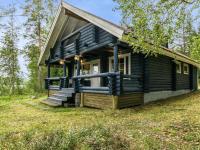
[112,96,118,109]
[80,93,84,107]
[113,44,119,72]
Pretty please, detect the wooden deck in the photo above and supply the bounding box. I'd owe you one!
[80,92,143,109]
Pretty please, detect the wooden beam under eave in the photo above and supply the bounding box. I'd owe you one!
[65,9,87,22]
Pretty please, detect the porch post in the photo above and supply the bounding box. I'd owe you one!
[76,57,81,76]
[63,63,67,77]
[113,44,119,72]
[47,63,50,97]
[68,63,72,78]
[113,44,119,109]
[47,63,50,78]
[74,56,81,93]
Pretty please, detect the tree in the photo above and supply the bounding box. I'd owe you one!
[22,0,59,92]
[0,5,21,95]
[174,14,196,56]
[114,0,200,57]
[190,27,200,61]
[23,44,41,92]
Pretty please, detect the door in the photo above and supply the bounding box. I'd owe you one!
[90,60,100,87]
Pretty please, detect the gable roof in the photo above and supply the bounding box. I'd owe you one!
[38,2,124,65]
[38,2,199,68]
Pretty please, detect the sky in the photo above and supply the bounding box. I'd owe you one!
[1,0,199,79]
[0,0,122,78]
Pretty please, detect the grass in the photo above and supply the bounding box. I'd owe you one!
[1,92,200,149]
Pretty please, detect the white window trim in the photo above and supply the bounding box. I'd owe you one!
[183,63,189,75]
[176,61,182,74]
[109,53,131,75]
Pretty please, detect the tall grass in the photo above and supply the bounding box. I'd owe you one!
[0,124,129,150]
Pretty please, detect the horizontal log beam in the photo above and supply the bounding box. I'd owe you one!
[79,90,110,94]
[45,77,60,80]
[123,74,141,79]
[79,87,109,91]
[62,23,91,43]
[73,72,119,79]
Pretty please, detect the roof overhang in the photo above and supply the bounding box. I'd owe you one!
[38,2,124,65]
[160,47,200,68]
[38,2,199,68]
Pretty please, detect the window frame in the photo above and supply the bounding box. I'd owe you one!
[109,53,131,75]
[74,59,100,76]
[183,63,189,75]
[176,61,182,74]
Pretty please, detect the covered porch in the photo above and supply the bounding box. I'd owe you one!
[44,43,143,109]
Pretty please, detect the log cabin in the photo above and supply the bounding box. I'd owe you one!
[38,2,199,109]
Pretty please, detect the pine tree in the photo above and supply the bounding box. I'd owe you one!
[0,5,21,95]
[22,0,59,92]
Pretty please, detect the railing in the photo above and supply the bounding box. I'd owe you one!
[73,72,123,95]
[44,73,142,95]
[45,77,69,90]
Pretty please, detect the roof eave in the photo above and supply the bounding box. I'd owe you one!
[38,4,63,66]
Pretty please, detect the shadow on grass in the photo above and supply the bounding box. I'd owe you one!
[22,91,200,116]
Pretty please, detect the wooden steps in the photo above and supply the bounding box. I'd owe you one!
[41,88,75,107]
[41,99,61,107]
[49,85,60,90]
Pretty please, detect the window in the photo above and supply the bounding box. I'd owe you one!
[74,60,100,76]
[82,64,90,75]
[109,53,131,75]
[176,61,182,74]
[183,64,189,75]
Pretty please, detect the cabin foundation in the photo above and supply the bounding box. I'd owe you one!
[144,89,191,104]
[79,92,144,109]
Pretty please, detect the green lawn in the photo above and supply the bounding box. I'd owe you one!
[1,92,200,149]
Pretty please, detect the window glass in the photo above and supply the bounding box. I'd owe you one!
[176,62,181,74]
[109,54,130,75]
[119,58,125,73]
[183,64,189,75]
[126,56,129,75]
[111,59,114,72]
[82,64,90,75]
[92,64,99,74]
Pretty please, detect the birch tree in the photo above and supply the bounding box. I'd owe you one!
[114,0,200,58]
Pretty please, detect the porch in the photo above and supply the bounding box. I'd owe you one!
[44,44,143,109]
[43,22,144,109]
